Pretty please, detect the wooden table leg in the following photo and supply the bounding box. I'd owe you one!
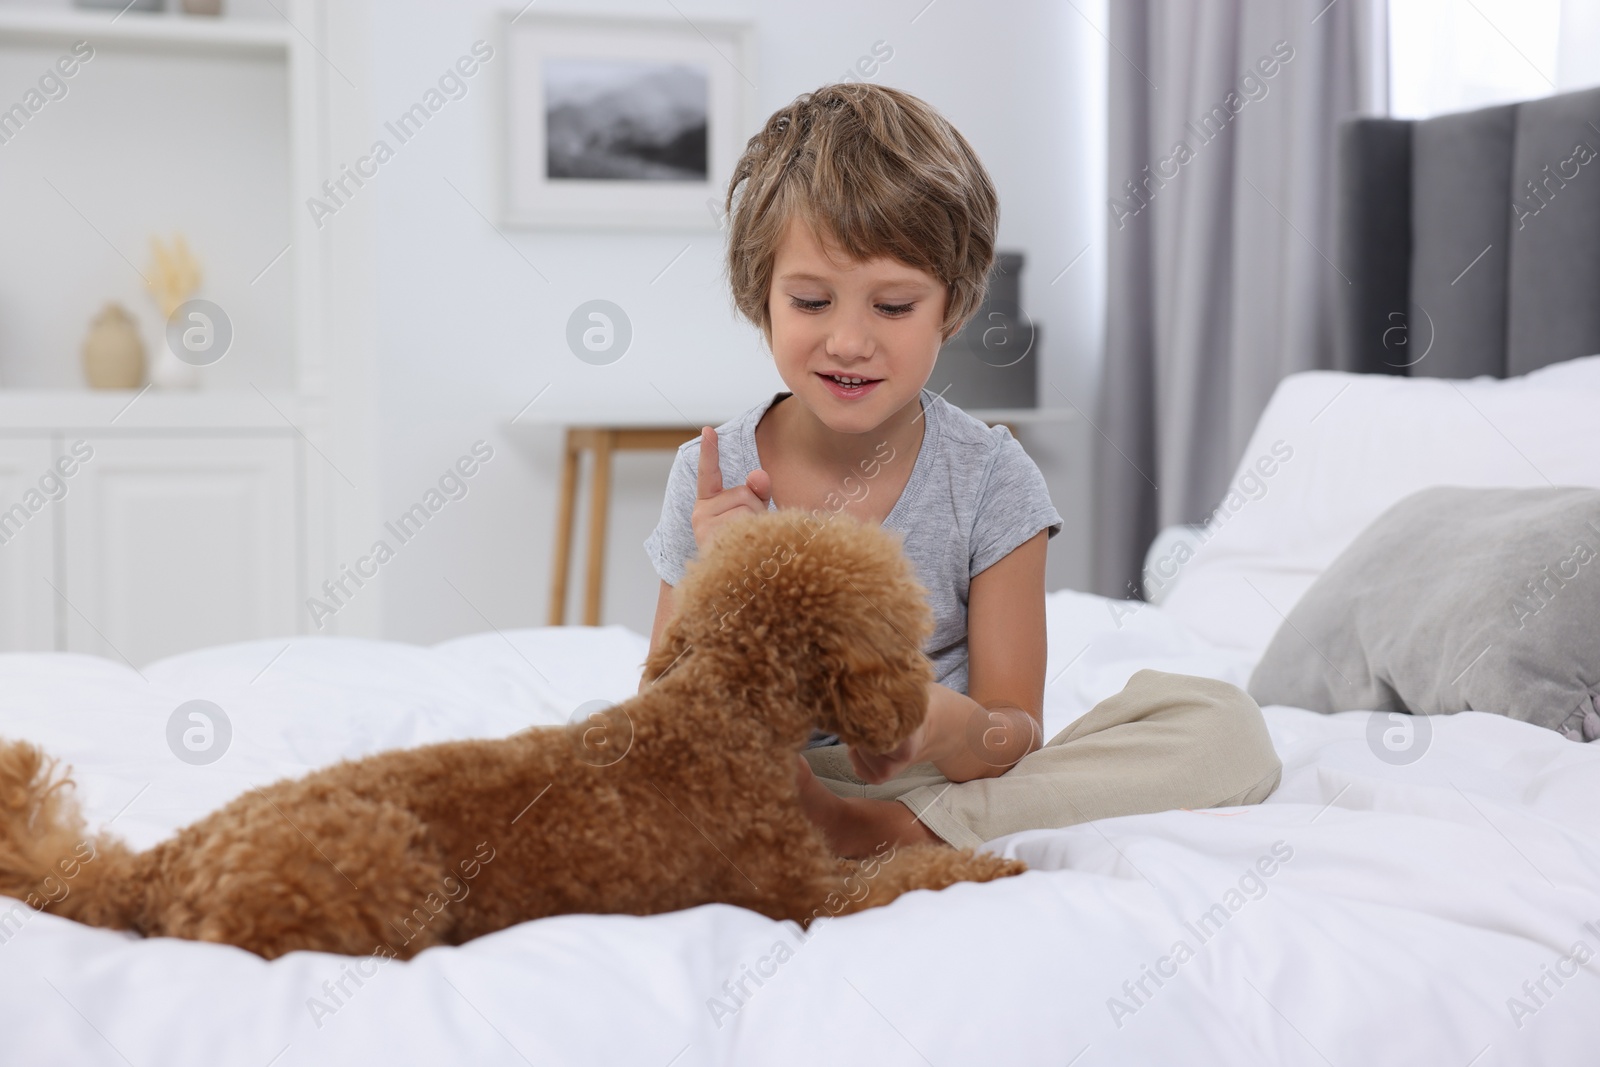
[548,430,580,626]
[582,430,614,626]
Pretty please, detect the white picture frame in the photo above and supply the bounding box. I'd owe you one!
[500,12,757,230]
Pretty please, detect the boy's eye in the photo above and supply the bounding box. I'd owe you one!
[785,297,917,316]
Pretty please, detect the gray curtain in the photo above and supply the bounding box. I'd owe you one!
[1092,0,1388,598]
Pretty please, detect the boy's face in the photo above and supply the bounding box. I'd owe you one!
[765,214,948,434]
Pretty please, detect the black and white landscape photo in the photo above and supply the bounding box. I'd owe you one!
[544,58,710,182]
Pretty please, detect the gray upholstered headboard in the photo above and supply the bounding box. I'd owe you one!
[1334,86,1600,378]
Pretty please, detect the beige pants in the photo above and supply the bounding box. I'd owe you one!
[803,669,1283,850]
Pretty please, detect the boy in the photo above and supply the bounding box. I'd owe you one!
[643,84,1281,858]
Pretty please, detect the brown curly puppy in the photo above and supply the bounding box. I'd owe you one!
[0,508,1025,960]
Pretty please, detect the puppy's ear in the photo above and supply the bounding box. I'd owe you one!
[640,611,694,686]
[809,630,933,753]
[783,513,936,752]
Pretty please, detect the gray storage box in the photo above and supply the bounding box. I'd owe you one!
[925,251,1037,410]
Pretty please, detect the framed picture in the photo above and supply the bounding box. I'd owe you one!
[501,12,757,230]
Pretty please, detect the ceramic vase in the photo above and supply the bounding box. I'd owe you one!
[147,323,203,389]
[82,303,146,390]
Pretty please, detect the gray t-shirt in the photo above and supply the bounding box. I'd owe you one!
[643,388,1063,697]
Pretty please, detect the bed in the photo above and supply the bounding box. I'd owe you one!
[5,93,1600,1066]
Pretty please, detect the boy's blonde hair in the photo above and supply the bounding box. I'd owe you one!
[724,83,998,345]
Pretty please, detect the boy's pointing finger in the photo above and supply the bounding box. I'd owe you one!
[696,427,722,500]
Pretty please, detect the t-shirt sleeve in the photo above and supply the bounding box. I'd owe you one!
[643,443,700,586]
[970,430,1064,577]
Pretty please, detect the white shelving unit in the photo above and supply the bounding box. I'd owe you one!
[0,6,292,54]
[0,1,339,664]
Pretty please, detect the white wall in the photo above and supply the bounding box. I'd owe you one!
[324,0,1106,645]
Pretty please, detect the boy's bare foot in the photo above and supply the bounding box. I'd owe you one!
[795,754,942,857]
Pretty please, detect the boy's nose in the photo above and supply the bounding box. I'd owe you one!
[825,308,877,361]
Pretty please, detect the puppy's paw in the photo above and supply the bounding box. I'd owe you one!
[956,849,1027,882]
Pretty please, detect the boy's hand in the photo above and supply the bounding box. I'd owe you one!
[847,717,929,784]
[692,427,773,554]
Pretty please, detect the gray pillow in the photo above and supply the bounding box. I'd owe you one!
[1248,486,1600,741]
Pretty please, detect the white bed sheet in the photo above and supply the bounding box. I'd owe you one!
[1,592,1597,1066]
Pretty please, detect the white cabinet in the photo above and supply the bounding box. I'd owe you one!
[60,436,299,666]
[0,392,309,667]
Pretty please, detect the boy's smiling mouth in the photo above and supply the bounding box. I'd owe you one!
[817,372,883,399]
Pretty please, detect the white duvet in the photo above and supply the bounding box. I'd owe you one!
[1,589,1597,1066]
